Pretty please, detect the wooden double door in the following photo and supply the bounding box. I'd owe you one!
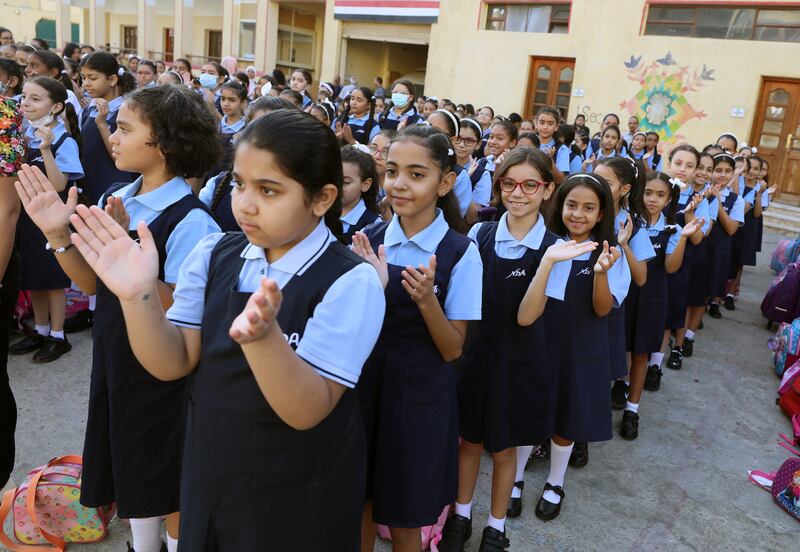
[750,79,800,202]
[525,57,575,120]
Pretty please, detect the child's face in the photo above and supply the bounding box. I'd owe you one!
[0,45,15,60]
[575,115,585,127]
[374,98,385,116]
[477,108,493,127]
[562,185,603,242]
[601,130,619,152]
[499,162,552,219]
[81,67,116,98]
[643,179,671,218]
[646,134,658,151]
[25,54,50,79]
[517,137,536,148]
[717,136,736,154]
[487,125,515,156]
[747,160,762,181]
[129,58,139,72]
[423,102,437,116]
[454,129,479,159]
[369,134,390,176]
[694,156,712,188]
[575,135,586,149]
[760,165,768,180]
[349,89,369,115]
[109,103,164,174]
[628,117,639,133]
[14,49,28,68]
[137,65,156,87]
[593,164,630,208]
[520,120,534,132]
[712,162,734,187]
[632,134,646,151]
[384,140,454,219]
[342,161,371,209]
[668,151,697,182]
[21,82,58,121]
[427,112,452,137]
[601,116,619,131]
[536,113,557,141]
[309,107,328,126]
[220,88,245,116]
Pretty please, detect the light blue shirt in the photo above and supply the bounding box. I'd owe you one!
[468,213,570,300]
[568,238,630,308]
[586,148,616,173]
[382,209,482,320]
[645,213,682,256]
[219,115,245,135]
[454,168,473,217]
[100,176,221,284]
[472,167,492,206]
[84,95,124,124]
[742,182,761,205]
[198,172,230,208]
[720,187,746,224]
[24,121,84,181]
[346,113,380,143]
[540,139,571,174]
[569,152,583,175]
[615,207,656,262]
[762,187,770,208]
[341,198,367,232]
[166,220,386,388]
[680,186,711,234]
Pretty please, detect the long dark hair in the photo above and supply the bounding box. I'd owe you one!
[29,50,74,95]
[337,86,376,133]
[236,109,345,239]
[0,58,24,96]
[645,171,680,232]
[80,51,136,94]
[596,156,648,222]
[341,145,380,214]
[29,76,81,152]
[491,147,553,208]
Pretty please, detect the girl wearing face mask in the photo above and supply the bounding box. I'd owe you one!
[378,79,421,132]
[199,62,229,118]
[0,58,23,101]
[10,77,84,364]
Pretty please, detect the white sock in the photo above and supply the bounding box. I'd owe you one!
[129,517,162,552]
[511,445,533,498]
[685,330,695,340]
[649,352,664,367]
[487,513,505,532]
[167,535,178,552]
[50,330,65,339]
[89,295,96,311]
[625,401,639,413]
[454,500,472,519]
[35,324,50,337]
[544,441,573,505]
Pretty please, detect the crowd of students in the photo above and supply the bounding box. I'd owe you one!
[0,29,777,552]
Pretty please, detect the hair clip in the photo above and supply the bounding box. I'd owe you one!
[447,148,454,156]
[117,67,124,76]
[669,177,685,190]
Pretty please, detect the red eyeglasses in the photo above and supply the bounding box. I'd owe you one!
[499,177,546,195]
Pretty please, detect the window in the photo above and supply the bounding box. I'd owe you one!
[123,26,137,51]
[276,7,317,69]
[207,30,222,60]
[645,3,800,43]
[485,2,571,33]
[239,21,256,60]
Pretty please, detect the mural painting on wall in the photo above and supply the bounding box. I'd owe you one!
[619,52,714,149]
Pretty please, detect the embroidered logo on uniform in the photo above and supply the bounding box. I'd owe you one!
[283,332,301,348]
[506,268,527,279]
[576,267,592,276]
[30,156,44,164]
[433,284,440,296]
[653,242,662,249]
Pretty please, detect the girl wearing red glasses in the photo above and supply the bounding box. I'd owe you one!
[438,148,594,551]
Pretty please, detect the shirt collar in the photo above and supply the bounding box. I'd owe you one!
[119,176,193,211]
[348,113,370,123]
[342,199,367,225]
[240,219,333,276]
[539,139,556,149]
[25,120,67,146]
[220,116,245,133]
[107,96,124,112]
[384,208,448,252]
[615,206,629,226]
[496,211,547,249]
[647,212,667,230]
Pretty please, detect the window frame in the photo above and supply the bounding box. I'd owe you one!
[484,1,573,34]
[276,25,316,70]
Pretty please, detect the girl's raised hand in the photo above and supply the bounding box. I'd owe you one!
[69,205,159,302]
[684,194,702,214]
[35,126,54,148]
[341,124,355,145]
[681,217,704,237]
[594,241,621,274]
[402,255,436,304]
[768,184,778,195]
[351,232,388,288]
[229,277,283,344]
[617,215,633,247]
[94,98,109,121]
[582,154,596,167]
[543,240,598,263]
[104,195,130,230]
[15,164,79,235]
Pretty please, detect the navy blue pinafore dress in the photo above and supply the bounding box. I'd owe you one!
[358,221,467,528]
[179,234,365,551]
[626,228,671,353]
[79,107,137,205]
[347,116,377,146]
[458,223,558,452]
[739,186,759,267]
[706,192,739,299]
[342,208,380,245]
[665,196,694,329]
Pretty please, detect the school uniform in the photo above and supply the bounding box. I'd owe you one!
[586,138,627,161]
[626,215,680,353]
[665,187,704,329]
[553,239,629,443]
[540,139,571,175]
[345,112,379,145]
[686,187,713,308]
[464,157,491,206]
[378,106,421,132]
[79,96,138,205]
[569,149,585,175]
[586,148,617,173]
[453,165,473,217]
[473,128,490,160]
[359,210,482,528]
[341,198,380,244]
[737,183,760,267]
[459,214,570,452]
[80,176,220,519]
[198,172,238,231]
[17,122,83,290]
[166,220,385,550]
[706,188,745,298]
[758,189,769,252]
[609,208,654,378]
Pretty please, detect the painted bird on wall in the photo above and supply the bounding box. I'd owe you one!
[624,55,642,69]
[656,52,676,65]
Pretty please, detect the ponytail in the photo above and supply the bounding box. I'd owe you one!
[63,102,82,154]
[117,68,137,94]
[209,171,233,214]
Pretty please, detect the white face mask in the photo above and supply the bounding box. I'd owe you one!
[28,112,55,129]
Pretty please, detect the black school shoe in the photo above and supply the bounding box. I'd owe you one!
[666,346,683,370]
[611,379,628,410]
[569,442,588,468]
[506,480,524,518]
[724,294,736,311]
[9,332,46,355]
[620,410,639,440]
[708,303,722,319]
[64,310,93,333]
[31,336,71,364]
[438,514,472,552]
[644,365,662,392]
[478,526,510,552]
[535,483,565,521]
[682,337,694,358]
[125,542,167,552]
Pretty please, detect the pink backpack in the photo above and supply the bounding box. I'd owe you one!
[0,455,116,551]
[376,505,450,551]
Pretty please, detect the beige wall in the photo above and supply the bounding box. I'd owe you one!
[0,1,83,46]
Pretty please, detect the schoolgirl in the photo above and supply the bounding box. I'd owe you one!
[310,102,335,126]
[24,50,82,115]
[422,97,438,119]
[474,105,496,158]
[368,129,395,221]
[477,119,518,179]
[454,117,492,214]
[535,173,627,520]
[9,77,83,363]
[705,153,745,320]
[289,68,314,108]
[199,61,229,116]
[628,132,648,161]
[158,70,183,86]
[78,52,138,205]
[725,155,763,309]
[585,113,626,158]
[379,79,422,131]
[440,149,591,552]
[557,123,582,178]
[340,144,381,244]
[15,85,222,552]
[218,80,247,136]
[534,106,571,175]
[757,159,774,253]
[584,124,621,172]
[644,132,662,170]
[171,58,193,85]
[572,127,590,175]
[720,155,749,311]
[516,133,539,148]
[427,109,473,217]
[0,58,23,101]
[716,132,739,156]
[624,172,699,437]
[336,86,379,146]
[352,125,482,552]
[136,60,158,88]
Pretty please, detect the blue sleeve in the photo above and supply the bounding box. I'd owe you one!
[198,174,221,208]
[656,156,664,171]
[54,137,84,180]
[585,141,595,159]
[666,227,681,255]
[743,187,756,205]
[569,154,583,175]
[544,250,570,301]
[762,190,770,208]
[369,123,380,143]
[696,199,711,234]
[467,222,483,244]
[295,263,386,388]
[608,246,631,308]
[730,197,745,224]
[443,241,483,320]
[628,227,656,262]
[472,170,492,206]
[453,169,473,217]
[163,208,222,284]
[707,197,719,221]
[166,233,225,328]
[555,145,571,173]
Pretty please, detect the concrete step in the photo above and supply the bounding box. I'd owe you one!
[764,201,800,237]
[767,201,800,218]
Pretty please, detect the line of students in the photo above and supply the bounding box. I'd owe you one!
[10,80,773,552]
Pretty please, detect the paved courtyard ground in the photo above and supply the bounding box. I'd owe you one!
[3,232,797,551]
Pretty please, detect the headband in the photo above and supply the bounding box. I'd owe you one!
[632,131,647,140]
[461,117,483,137]
[625,156,639,180]
[433,109,460,134]
[717,132,739,144]
[566,174,604,187]
[319,82,333,96]
[713,153,736,164]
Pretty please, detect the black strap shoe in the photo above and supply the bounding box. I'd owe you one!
[724,294,736,311]
[611,379,628,410]
[478,526,510,551]
[708,302,722,319]
[506,480,524,518]
[666,346,682,370]
[644,365,662,392]
[438,513,472,552]
[620,410,640,440]
[569,442,588,468]
[535,482,565,521]
[31,336,72,364]
[9,332,46,355]
[681,337,694,358]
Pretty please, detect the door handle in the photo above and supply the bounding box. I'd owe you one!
[788,133,794,149]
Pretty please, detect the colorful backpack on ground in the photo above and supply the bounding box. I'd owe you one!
[780,376,800,419]
[771,238,800,274]
[749,456,800,523]
[762,263,800,326]
[64,288,89,318]
[376,505,449,551]
[769,318,800,377]
[0,455,115,551]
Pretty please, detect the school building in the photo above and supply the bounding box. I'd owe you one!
[4,0,800,201]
